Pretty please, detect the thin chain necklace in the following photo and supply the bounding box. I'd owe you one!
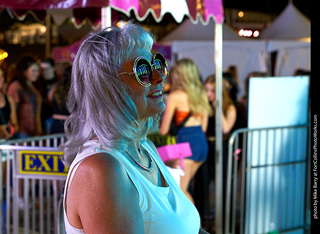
[125,146,153,172]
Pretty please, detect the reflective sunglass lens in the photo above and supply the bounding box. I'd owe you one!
[135,58,152,86]
[154,54,168,76]
[153,59,162,72]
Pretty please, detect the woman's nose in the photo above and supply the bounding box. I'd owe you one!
[150,70,165,85]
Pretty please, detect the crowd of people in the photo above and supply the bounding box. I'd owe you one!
[0,56,71,140]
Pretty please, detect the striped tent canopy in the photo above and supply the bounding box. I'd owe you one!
[0,0,223,25]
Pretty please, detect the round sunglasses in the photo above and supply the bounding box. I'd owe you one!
[121,52,169,87]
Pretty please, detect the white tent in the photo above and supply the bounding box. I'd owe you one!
[260,2,311,76]
[161,18,267,99]
[260,2,310,40]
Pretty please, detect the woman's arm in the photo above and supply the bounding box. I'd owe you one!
[6,81,20,104]
[0,125,11,139]
[35,93,42,136]
[7,95,19,133]
[67,153,144,234]
[201,111,209,133]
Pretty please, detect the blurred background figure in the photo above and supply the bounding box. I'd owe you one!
[224,65,240,102]
[5,55,42,209]
[36,57,59,134]
[160,58,211,204]
[7,56,42,138]
[205,75,237,140]
[294,68,311,76]
[0,68,18,140]
[193,74,237,224]
[50,66,71,134]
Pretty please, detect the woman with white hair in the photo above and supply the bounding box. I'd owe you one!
[62,22,208,234]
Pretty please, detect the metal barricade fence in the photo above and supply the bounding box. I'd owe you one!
[225,125,310,234]
[0,134,66,234]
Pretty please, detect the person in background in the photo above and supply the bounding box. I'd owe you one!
[37,57,59,134]
[205,74,237,168]
[55,62,71,80]
[61,23,208,234]
[7,56,42,138]
[194,74,237,226]
[6,56,42,209]
[3,63,16,92]
[225,65,240,102]
[0,68,18,140]
[225,65,239,86]
[50,66,71,134]
[39,57,59,103]
[159,58,211,205]
[222,72,239,103]
[294,68,310,76]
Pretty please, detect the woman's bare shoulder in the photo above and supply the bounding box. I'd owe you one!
[168,90,188,103]
[227,104,237,114]
[7,80,21,90]
[67,152,143,232]
[75,152,130,186]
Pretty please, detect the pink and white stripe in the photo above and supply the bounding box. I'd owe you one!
[1,0,224,24]
[110,0,224,23]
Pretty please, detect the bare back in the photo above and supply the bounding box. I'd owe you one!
[160,90,208,135]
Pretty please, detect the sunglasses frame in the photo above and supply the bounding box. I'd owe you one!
[122,52,169,87]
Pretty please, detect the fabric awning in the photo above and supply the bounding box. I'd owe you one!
[1,0,223,24]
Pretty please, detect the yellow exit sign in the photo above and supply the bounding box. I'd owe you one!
[19,151,68,177]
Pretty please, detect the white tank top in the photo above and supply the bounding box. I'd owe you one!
[63,140,200,234]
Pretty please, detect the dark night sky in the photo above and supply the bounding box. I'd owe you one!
[223,0,310,19]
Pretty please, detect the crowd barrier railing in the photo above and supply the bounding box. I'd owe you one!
[0,134,66,234]
[225,125,310,234]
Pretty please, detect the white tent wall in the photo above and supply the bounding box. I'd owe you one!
[267,40,310,76]
[171,40,268,99]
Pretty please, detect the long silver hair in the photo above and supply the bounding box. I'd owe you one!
[60,22,159,167]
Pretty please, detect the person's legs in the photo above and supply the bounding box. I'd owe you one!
[176,126,208,204]
[193,159,212,222]
[180,159,202,204]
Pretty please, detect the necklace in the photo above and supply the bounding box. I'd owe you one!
[126,146,153,172]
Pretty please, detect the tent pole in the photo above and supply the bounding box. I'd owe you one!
[215,22,223,234]
[45,13,51,57]
[101,6,112,28]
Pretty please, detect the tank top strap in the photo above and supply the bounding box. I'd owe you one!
[96,142,153,205]
[63,141,102,234]
[63,140,101,206]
